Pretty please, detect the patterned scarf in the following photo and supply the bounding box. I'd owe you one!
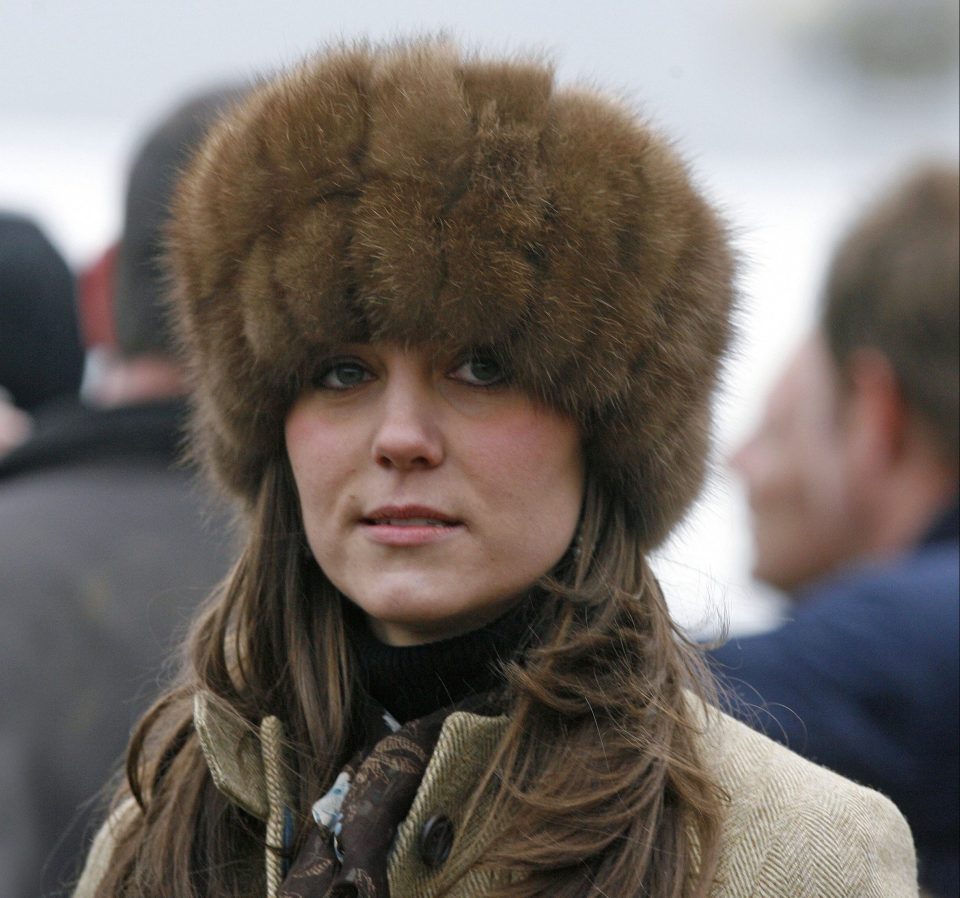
[278,704,451,898]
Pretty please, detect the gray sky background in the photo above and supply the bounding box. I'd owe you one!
[3,0,957,150]
[2,0,957,632]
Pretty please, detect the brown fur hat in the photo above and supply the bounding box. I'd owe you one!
[168,38,735,547]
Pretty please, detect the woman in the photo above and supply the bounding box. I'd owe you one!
[75,39,917,898]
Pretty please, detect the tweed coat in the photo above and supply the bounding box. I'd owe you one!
[74,693,917,898]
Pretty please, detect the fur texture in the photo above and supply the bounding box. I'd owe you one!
[168,38,735,547]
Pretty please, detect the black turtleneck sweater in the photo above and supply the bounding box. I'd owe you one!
[347,595,542,725]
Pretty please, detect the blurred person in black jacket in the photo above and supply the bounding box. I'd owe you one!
[0,87,244,898]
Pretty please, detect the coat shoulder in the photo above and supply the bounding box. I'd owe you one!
[696,702,919,897]
[72,797,141,898]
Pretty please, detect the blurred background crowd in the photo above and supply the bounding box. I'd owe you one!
[1,1,957,896]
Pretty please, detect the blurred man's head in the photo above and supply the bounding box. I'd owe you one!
[93,86,244,405]
[114,87,245,360]
[824,165,959,464]
[735,165,959,594]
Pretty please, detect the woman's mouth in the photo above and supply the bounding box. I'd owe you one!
[361,506,463,545]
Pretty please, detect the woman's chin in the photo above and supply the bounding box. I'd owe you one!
[357,592,522,647]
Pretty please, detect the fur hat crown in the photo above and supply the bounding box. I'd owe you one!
[169,38,735,547]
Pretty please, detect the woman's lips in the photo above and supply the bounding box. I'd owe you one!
[360,505,463,546]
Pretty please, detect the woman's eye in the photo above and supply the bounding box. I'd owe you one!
[315,360,372,390]
[451,354,505,386]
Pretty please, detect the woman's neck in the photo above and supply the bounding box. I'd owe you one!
[346,594,541,724]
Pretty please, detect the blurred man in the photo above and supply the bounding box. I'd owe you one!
[0,89,242,898]
[712,165,959,898]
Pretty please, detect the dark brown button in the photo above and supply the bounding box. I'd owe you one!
[418,814,454,868]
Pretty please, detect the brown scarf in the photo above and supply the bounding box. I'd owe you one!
[278,706,450,898]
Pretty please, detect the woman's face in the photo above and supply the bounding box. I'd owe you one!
[285,343,584,646]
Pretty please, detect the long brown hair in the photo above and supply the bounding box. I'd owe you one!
[96,453,723,897]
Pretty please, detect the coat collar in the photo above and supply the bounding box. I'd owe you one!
[194,689,511,895]
[194,690,272,819]
[193,689,719,825]
[0,398,188,481]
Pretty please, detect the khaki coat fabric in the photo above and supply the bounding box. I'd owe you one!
[74,696,918,898]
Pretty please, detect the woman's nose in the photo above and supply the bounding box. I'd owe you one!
[371,382,444,470]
